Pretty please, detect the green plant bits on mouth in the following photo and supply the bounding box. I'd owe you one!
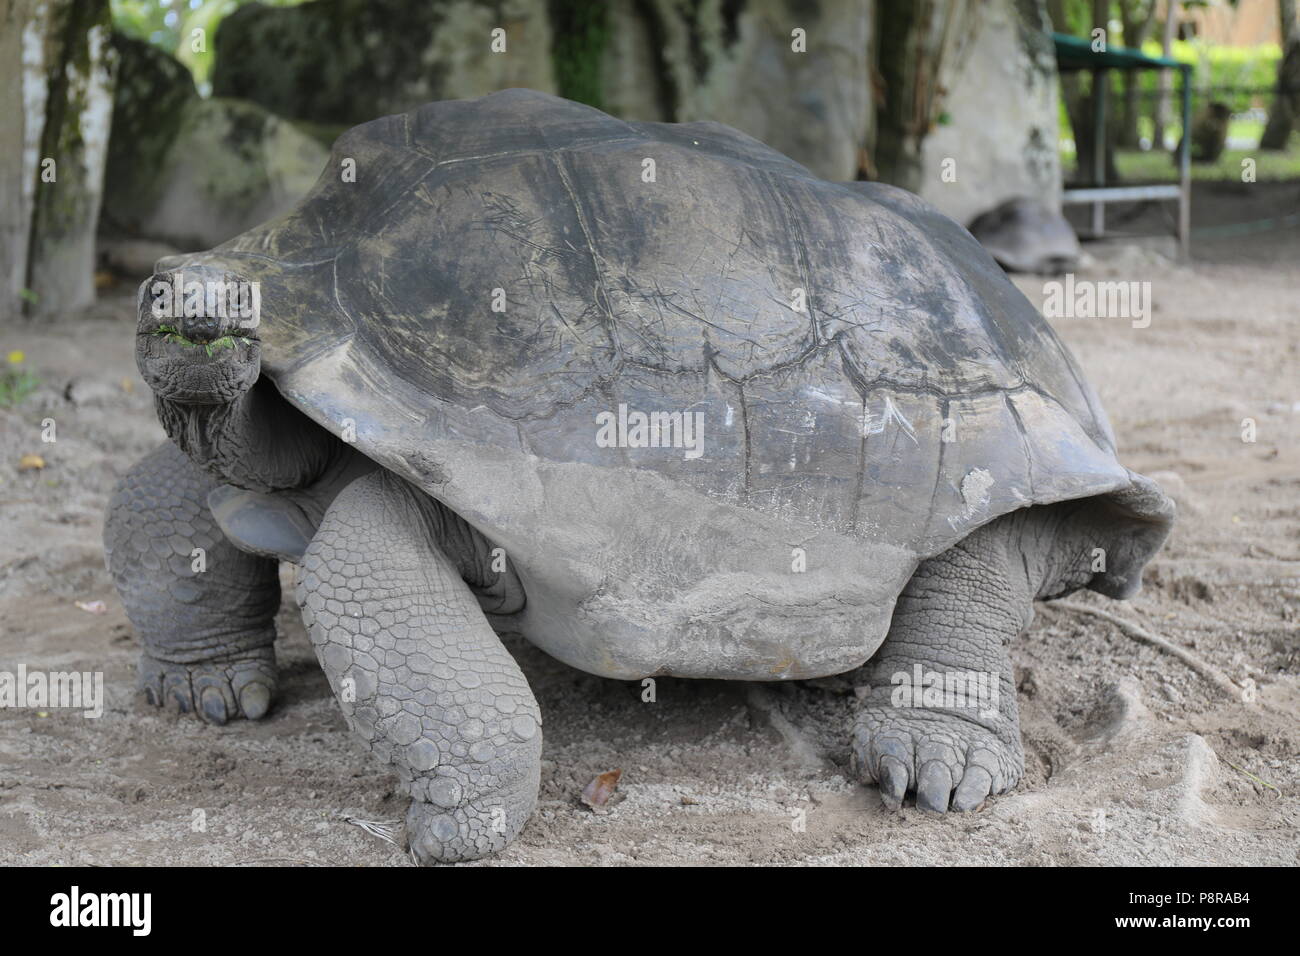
[153,326,240,355]
[204,336,239,356]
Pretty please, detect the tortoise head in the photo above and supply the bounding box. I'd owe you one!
[136,265,262,405]
[134,263,344,493]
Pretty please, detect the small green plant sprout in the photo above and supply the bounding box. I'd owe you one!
[1,350,40,408]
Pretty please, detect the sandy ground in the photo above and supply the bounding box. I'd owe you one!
[1,182,1297,866]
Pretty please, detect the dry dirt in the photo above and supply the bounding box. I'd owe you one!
[1,184,1297,866]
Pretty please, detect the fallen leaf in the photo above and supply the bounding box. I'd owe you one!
[17,453,45,471]
[120,377,134,394]
[75,599,107,614]
[580,769,622,808]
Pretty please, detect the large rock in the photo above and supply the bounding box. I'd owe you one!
[207,0,872,184]
[601,0,875,183]
[1,0,116,317]
[112,97,329,251]
[917,0,1061,224]
[99,33,198,239]
[211,0,556,126]
[103,37,328,251]
[968,197,1079,274]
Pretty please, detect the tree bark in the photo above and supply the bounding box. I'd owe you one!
[0,0,115,320]
[0,0,42,318]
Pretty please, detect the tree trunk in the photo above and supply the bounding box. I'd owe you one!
[873,0,929,191]
[0,0,115,320]
[1260,1,1299,151]
[0,0,39,318]
[1060,0,1120,184]
[1153,0,1179,150]
[1069,83,1123,184]
[1117,0,1158,148]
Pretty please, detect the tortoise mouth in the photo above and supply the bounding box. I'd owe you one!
[136,328,262,405]
[137,320,259,351]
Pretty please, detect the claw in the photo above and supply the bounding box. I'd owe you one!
[168,688,191,714]
[952,765,993,812]
[199,686,229,725]
[137,650,276,722]
[878,755,909,811]
[915,761,953,813]
[854,696,1022,814]
[238,682,271,720]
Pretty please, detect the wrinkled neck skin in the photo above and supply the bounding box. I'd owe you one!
[157,378,349,495]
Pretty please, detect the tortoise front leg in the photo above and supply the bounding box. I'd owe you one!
[296,471,541,863]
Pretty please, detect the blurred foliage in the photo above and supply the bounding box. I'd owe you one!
[1053,0,1288,166]
[1140,40,1282,109]
[549,0,609,110]
[111,0,310,94]
[1056,45,1284,151]
[1050,0,1280,108]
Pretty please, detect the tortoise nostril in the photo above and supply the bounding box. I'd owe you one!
[182,314,225,343]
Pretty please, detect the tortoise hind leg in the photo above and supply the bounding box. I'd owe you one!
[296,471,541,863]
[851,511,1031,813]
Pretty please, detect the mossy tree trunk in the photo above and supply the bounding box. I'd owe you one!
[0,0,41,318]
[872,0,996,193]
[0,0,115,320]
[873,0,929,191]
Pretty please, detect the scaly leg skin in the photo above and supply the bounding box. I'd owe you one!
[852,514,1032,813]
[296,471,541,864]
[104,440,281,724]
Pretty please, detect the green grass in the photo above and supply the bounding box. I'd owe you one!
[1062,131,1300,183]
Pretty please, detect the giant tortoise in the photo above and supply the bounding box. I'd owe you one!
[105,89,1173,863]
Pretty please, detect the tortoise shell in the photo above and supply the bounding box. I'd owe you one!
[167,90,1172,680]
